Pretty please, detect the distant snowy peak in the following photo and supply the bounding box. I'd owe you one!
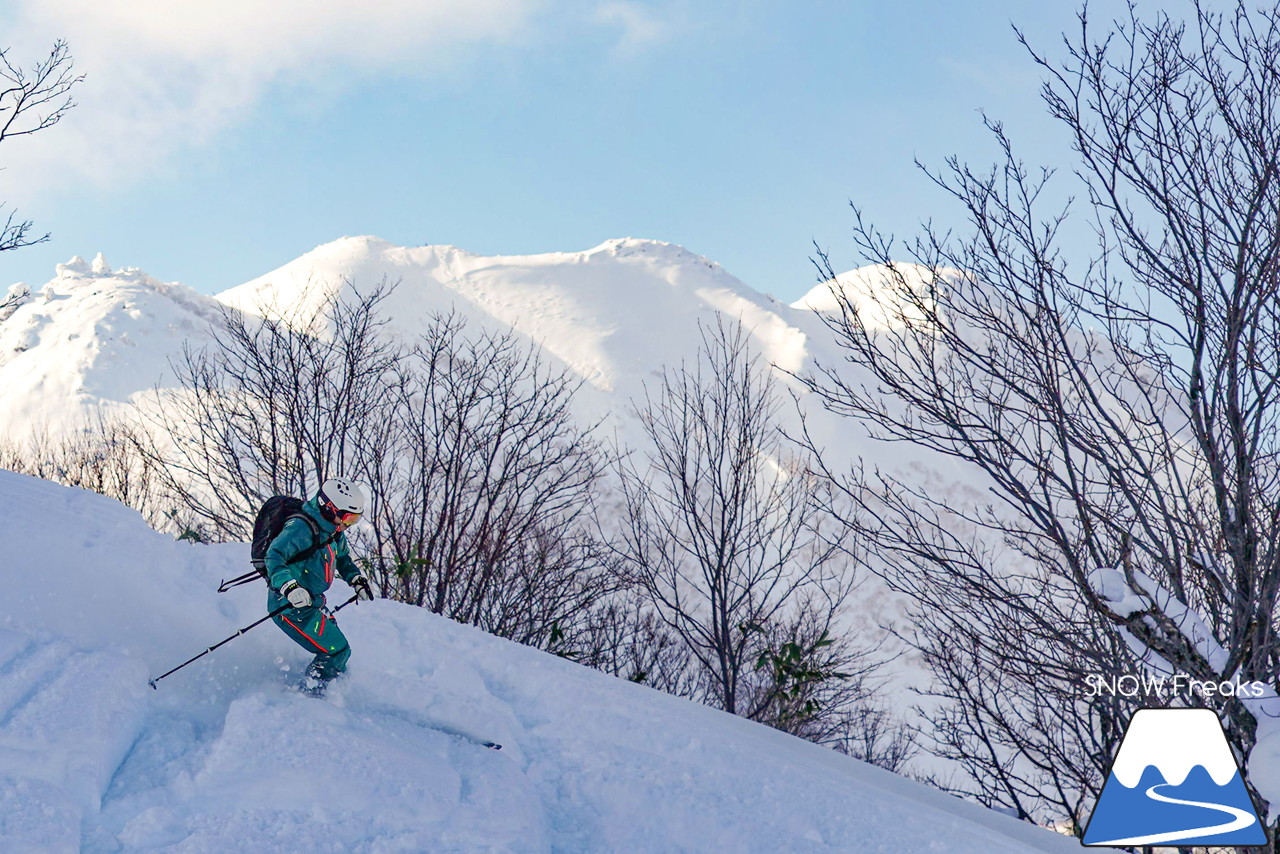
[2,236,829,443]
[792,262,948,330]
[57,251,114,278]
[217,236,817,394]
[0,236,857,448]
[0,254,220,431]
[584,236,732,274]
[218,236,743,311]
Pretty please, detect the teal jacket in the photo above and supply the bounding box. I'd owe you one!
[265,497,361,599]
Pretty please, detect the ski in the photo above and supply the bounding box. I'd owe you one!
[294,690,502,750]
[428,723,502,751]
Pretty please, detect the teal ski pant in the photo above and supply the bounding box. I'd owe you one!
[270,599,351,681]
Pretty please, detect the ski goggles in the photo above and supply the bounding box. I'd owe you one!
[322,500,362,528]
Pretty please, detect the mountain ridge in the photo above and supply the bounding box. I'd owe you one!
[0,236,893,455]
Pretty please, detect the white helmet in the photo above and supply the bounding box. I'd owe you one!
[317,478,366,525]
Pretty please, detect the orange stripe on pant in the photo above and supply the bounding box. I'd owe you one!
[282,614,329,654]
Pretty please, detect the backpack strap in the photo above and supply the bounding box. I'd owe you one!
[281,513,343,567]
[224,505,344,594]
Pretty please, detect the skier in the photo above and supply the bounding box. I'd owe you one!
[266,478,375,694]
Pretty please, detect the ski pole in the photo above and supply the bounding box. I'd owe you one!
[149,603,292,689]
[217,569,261,593]
[332,593,360,614]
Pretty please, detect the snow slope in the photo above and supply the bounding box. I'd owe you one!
[0,470,1102,853]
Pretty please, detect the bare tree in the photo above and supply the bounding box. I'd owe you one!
[567,591,701,695]
[830,702,920,775]
[615,317,873,735]
[363,312,616,649]
[801,1,1280,843]
[1,40,83,252]
[138,281,401,541]
[0,411,162,525]
[139,285,618,649]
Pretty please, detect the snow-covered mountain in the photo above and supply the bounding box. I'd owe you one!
[0,236,920,457]
[0,469,1105,853]
[221,236,814,390]
[0,254,222,431]
[1,237,810,431]
[0,236,981,545]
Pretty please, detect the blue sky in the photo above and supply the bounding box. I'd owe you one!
[1,1,1178,302]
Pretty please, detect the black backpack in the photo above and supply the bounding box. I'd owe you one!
[217,496,340,593]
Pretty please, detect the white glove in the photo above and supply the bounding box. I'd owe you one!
[280,580,312,609]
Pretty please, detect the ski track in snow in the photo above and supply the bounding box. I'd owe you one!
[86,688,541,854]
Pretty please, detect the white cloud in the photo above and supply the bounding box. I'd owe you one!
[594,2,674,59]
[0,0,546,200]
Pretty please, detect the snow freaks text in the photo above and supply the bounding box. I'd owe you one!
[1083,673,1268,700]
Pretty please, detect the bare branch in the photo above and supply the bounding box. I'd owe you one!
[0,39,83,253]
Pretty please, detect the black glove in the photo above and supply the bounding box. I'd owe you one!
[352,575,374,602]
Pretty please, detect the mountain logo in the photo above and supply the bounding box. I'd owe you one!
[1082,707,1267,847]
